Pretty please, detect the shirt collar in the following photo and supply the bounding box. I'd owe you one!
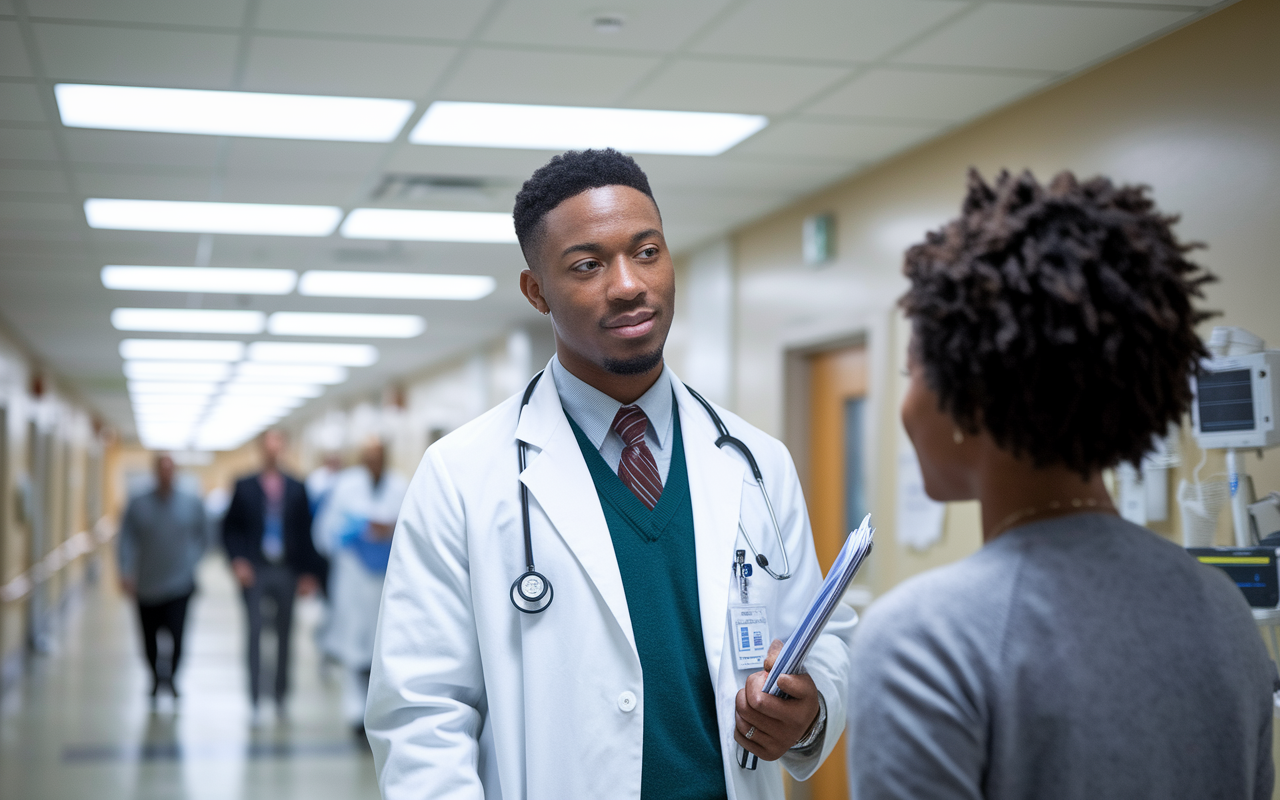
[550,354,673,451]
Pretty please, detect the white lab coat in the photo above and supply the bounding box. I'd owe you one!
[316,465,409,669]
[367,368,854,800]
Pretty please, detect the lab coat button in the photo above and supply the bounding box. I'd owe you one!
[617,691,637,712]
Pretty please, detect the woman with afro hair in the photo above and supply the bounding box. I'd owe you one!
[845,170,1276,799]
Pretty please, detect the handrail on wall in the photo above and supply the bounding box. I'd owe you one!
[0,515,115,604]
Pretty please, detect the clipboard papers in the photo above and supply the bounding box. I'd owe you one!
[738,514,875,770]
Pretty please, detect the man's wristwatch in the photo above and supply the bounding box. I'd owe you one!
[790,692,827,751]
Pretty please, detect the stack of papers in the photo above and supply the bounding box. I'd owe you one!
[739,514,875,770]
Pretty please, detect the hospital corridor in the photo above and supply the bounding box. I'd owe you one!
[1,553,380,800]
[2,0,1279,798]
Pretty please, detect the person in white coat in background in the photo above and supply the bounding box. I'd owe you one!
[315,439,408,742]
[366,148,854,800]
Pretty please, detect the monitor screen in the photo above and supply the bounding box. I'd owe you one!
[1198,368,1254,432]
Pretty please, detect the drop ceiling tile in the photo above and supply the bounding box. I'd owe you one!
[0,22,34,77]
[0,200,75,220]
[808,68,1048,122]
[730,118,939,161]
[0,83,47,123]
[0,128,58,161]
[439,48,660,106]
[482,0,734,52]
[0,167,69,193]
[223,138,386,175]
[34,23,239,87]
[63,129,223,169]
[242,36,456,98]
[25,0,249,26]
[218,174,367,206]
[634,153,853,193]
[625,59,849,115]
[74,170,213,200]
[692,0,966,62]
[895,4,1195,72]
[255,0,489,40]
[383,144,555,181]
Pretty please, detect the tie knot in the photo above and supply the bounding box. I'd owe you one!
[612,405,649,448]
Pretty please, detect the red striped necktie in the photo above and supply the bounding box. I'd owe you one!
[612,405,663,510]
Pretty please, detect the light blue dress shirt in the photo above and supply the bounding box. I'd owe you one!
[550,355,675,484]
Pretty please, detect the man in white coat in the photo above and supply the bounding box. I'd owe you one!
[316,439,408,740]
[367,148,854,800]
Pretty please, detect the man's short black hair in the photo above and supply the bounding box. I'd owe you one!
[513,148,657,265]
[900,169,1215,476]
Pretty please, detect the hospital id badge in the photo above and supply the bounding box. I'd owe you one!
[730,604,770,671]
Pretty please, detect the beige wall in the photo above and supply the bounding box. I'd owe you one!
[701,0,1278,596]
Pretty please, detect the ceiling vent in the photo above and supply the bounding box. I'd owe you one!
[372,173,497,202]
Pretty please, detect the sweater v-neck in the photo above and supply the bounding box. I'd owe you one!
[566,408,688,543]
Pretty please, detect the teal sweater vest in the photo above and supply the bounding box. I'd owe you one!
[567,411,728,800]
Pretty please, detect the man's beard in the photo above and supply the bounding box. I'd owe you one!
[603,347,664,376]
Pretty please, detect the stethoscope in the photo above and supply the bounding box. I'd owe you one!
[510,370,792,614]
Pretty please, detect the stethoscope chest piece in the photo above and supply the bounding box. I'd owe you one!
[511,570,553,613]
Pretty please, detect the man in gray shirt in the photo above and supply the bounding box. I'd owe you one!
[118,453,207,700]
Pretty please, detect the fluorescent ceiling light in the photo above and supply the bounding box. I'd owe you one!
[120,339,245,361]
[112,308,265,334]
[131,398,212,411]
[124,361,231,381]
[267,312,425,339]
[128,381,219,396]
[409,101,767,156]
[340,209,516,243]
[222,383,322,398]
[235,363,348,384]
[86,199,342,237]
[247,341,378,366]
[55,84,414,143]
[298,270,496,300]
[103,266,297,295]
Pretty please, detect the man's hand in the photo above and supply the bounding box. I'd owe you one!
[231,557,256,589]
[119,577,136,598]
[367,521,395,541]
[297,574,319,596]
[734,639,822,761]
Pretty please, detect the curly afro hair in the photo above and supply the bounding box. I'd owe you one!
[900,169,1216,476]
[513,148,657,265]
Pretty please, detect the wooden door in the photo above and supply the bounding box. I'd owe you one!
[801,344,868,800]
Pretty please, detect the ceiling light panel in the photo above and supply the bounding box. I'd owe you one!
[123,361,232,381]
[298,270,496,300]
[247,342,378,366]
[409,101,768,155]
[119,339,245,361]
[55,84,415,143]
[112,308,265,334]
[340,209,517,243]
[85,199,342,237]
[235,363,348,384]
[222,383,323,398]
[267,312,425,338]
[128,381,220,396]
[103,266,298,295]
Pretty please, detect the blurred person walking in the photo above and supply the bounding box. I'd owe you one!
[314,439,407,742]
[222,429,323,721]
[117,452,208,702]
[307,451,344,665]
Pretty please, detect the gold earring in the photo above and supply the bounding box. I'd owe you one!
[953,428,964,444]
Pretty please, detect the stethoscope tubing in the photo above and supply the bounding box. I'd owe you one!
[511,372,791,614]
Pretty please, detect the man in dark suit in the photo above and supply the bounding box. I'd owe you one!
[222,429,322,720]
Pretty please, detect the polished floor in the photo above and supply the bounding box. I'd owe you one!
[0,553,380,800]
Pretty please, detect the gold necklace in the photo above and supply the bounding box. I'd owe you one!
[987,497,1114,539]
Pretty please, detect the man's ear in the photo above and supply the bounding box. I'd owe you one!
[520,268,550,315]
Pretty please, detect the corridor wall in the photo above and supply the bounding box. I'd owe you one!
[0,321,108,692]
[685,0,1278,599]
